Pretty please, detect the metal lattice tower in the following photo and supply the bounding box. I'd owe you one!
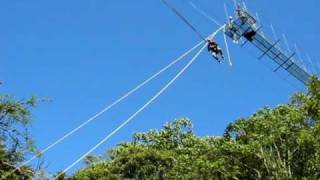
[224,6,311,85]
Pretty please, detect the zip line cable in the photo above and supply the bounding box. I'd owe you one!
[223,3,230,21]
[270,24,278,41]
[3,0,225,174]
[223,32,233,66]
[187,0,233,69]
[1,40,205,180]
[306,53,317,75]
[188,1,222,27]
[54,42,208,179]
[55,27,225,177]
[161,0,207,41]
[232,0,238,9]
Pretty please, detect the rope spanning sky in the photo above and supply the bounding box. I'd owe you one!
[55,42,209,179]
[4,23,224,178]
[1,39,205,179]
[1,0,319,175]
[55,28,223,177]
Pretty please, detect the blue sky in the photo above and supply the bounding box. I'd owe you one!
[1,0,319,175]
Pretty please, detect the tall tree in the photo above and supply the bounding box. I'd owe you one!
[0,95,39,179]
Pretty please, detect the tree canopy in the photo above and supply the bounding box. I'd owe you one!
[0,95,39,179]
[2,78,320,179]
[67,77,320,180]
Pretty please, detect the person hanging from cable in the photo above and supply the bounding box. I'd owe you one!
[207,38,224,63]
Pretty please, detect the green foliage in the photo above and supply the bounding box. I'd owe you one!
[69,77,320,179]
[0,95,39,179]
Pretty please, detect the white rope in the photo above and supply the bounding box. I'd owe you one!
[54,43,208,179]
[188,1,221,27]
[223,32,233,66]
[281,33,292,54]
[242,1,248,10]
[232,0,238,9]
[294,43,310,73]
[1,40,204,180]
[224,3,229,20]
[306,53,317,74]
[255,13,265,37]
[270,24,278,41]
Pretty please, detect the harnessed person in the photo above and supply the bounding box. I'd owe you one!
[207,39,224,63]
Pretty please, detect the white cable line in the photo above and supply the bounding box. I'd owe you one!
[188,1,221,26]
[223,3,229,20]
[293,43,310,73]
[270,24,278,41]
[223,32,233,66]
[1,39,205,180]
[306,53,317,74]
[255,13,264,37]
[54,42,208,179]
[281,34,304,70]
[282,34,308,72]
[314,60,320,76]
[242,1,248,10]
[282,34,302,67]
[232,0,238,9]
[293,43,303,62]
[209,25,226,39]
[55,25,226,178]
[281,33,291,54]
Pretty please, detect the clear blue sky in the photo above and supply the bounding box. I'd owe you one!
[1,0,319,175]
